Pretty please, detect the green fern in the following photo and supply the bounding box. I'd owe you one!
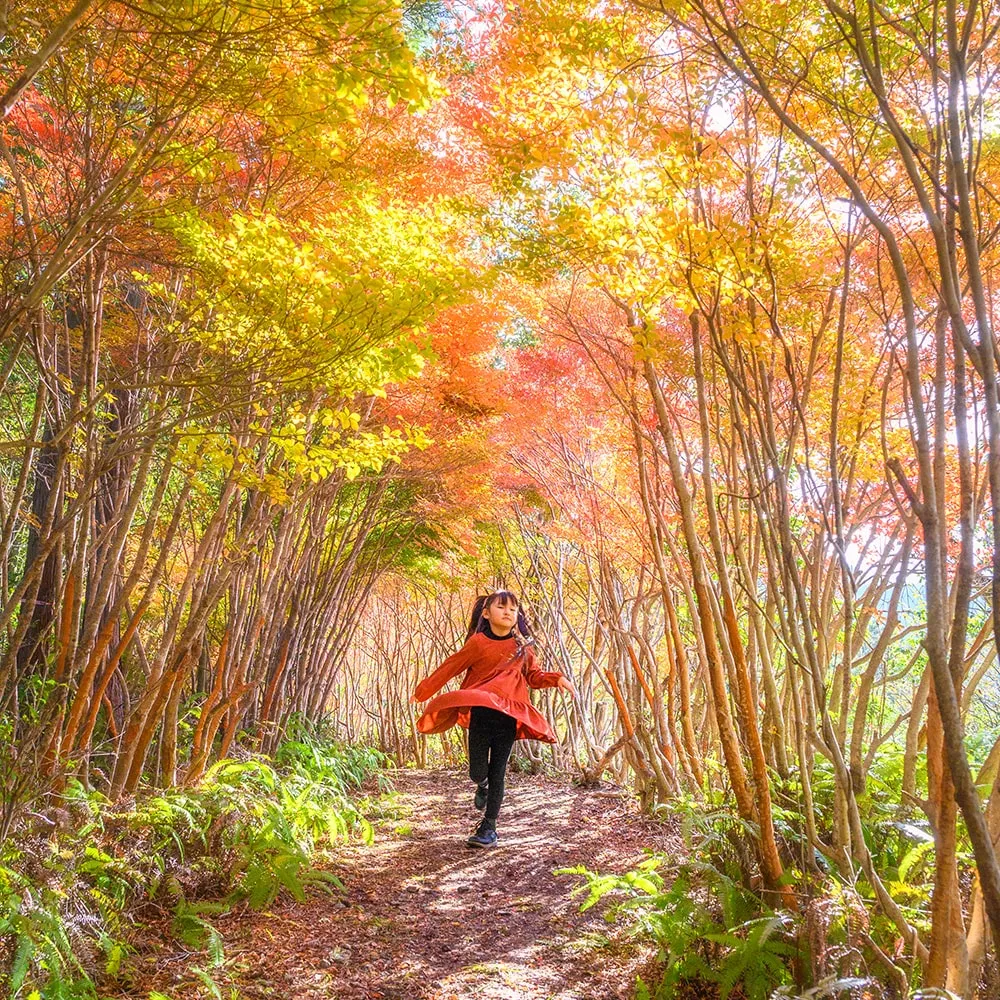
[560,858,799,1000]
[898,841,935,884]
[171,900,225,966]
[191,964,224,1000]
[705,914,797,999]
[10,930,32,993]
[1,731,382,996]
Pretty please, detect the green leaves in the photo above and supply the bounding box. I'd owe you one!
[172,899,226,961]
[560,855,800,999]
[0,735,385,996]
[704,914,799,1000]
[158,191,470,488]
[167,195,466,384]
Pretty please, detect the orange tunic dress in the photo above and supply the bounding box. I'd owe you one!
[413,632,565,743]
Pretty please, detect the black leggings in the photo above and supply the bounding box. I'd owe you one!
[467,706,517,821]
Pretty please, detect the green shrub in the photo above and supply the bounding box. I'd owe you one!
[1,733,387,998]
[560,856,801,1000]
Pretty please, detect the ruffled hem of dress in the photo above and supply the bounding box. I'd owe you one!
[415,689,556,743]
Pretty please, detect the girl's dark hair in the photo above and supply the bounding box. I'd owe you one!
[466,590,532,643]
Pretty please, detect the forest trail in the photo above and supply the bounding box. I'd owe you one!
[134,769,679,1000]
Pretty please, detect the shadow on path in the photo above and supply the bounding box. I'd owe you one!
[145,769,681,1000]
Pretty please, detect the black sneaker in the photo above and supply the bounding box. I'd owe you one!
[474,782,488,811]
[466,820,498,848]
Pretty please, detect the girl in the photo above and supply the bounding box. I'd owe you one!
[412,590,577,848]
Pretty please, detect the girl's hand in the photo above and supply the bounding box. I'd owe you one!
[556,677,578,700]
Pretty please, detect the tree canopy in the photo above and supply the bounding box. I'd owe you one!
[5,0,1000,995]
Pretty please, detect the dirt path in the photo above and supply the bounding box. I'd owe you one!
[134,769,680,1000]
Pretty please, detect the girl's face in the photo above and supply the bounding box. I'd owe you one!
[482,598,518,635]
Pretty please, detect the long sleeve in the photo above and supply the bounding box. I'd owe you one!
[523,647,563,689]
[413,638,478,702]
[412,633,561,743]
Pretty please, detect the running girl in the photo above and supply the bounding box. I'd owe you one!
[412,590,577,848]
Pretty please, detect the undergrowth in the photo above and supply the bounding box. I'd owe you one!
[560,853,807,1000]
[560,751,944,1000]
[0,725,387,999]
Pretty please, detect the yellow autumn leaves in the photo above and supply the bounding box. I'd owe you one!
[147,192,469,486]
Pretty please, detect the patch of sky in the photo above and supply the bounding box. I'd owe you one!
[481,193,544,267]
[480,178,592,271]
[489,315,541,369]
[405,0,496,60]
[778,462,937,641]
[498,315,540,349]
[401,0,452,56]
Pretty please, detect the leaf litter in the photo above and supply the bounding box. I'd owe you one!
[115,768,682,1000]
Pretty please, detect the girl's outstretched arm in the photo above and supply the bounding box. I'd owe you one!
[412,638,478,702]
[523,647,566,690]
